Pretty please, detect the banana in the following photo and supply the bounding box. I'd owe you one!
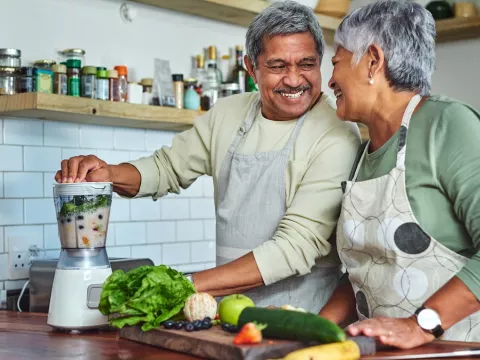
[281,340,361,360]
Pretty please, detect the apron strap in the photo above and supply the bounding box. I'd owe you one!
[349,140,370,181]
[228,95,262,152]
[396,94,422,169]
[284,112,308,151]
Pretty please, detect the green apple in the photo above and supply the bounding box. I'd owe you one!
[218,294,255,325]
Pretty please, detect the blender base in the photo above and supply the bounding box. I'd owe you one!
[47,267,112,330]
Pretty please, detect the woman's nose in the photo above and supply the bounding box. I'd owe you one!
[328,77,336,90]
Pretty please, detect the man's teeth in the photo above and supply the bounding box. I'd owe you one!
[281,90,304,99]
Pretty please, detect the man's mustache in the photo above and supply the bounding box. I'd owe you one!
[273,84,312,94]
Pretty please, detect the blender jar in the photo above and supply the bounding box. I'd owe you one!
[53,182,112,249]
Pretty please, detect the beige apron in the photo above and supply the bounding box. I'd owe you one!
[216,95,340,313]
[337,94,480,341]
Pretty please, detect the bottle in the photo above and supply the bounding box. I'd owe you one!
[230,45,247,93]
[172,74,184,109]
[66,59,81,97]
[191,54,206,93]
[220,54,231,86]
[184,78,200,110]
[114,65,128,102]
[52,64,67,95]
[96,68,109,100]
[203,46,221,109]
[141,78,154,105]
[108,70,120,102]
[81,66,96,98]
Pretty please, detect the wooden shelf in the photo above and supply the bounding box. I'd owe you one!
[436,16,480,43]
[0,93,204,131]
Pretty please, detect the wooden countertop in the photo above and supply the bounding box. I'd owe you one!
[2,311,480,360]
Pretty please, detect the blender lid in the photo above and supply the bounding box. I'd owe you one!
[53,182,113,196]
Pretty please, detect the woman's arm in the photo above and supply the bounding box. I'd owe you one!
[318,278,358,328]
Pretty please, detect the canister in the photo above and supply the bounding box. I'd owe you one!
[0,67,19,95]
[0,49,21,68]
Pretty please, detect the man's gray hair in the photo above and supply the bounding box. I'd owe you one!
[335,0,436,96]
[246,0,325,67]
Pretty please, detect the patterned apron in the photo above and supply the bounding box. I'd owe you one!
[337,94,480,341]
[216,95,340,313]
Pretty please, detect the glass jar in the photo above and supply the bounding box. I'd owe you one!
[220,82,240,98]
[114,65,128,102]
[141,78,153,105]
[108,70,120,102]
[96,68,109,100]
[81,66,96,98]
[33,59,56,70]
[0,67,19,95]
[59,48,85,67]
[0,49,21,68]
[184,78,200,110]
[20,67,35,93]
[34,68,53,94]
[66,59,81,97]
[52,64,67,95]
[172,74,184,109]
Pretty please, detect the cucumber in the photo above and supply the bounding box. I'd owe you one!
[237,307,345,344]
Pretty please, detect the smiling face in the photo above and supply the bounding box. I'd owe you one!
[245,32,322,121]
[328,46,378,121]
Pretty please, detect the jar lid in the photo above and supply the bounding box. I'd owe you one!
[60,48,86,56]
[66,59,81,69]
[97,69,108,78]
[0,49,21,57]
[141,78,153,86]
[235,45,244,51]
[34,59,56,67]
[114,65,128,76]
[184,77,197,85]
[107,70,118,78]
[52,64,67,73]
[53,182,112,196]
[172,74,183,82]
[0,67,19,74]
[82,66,97,75]
[21,66,34,76]
[220,82,240,91]
[96,66,107,71]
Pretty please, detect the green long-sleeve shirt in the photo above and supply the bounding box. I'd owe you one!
[355,95,480,299]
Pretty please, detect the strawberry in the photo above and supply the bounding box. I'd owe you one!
[233,322,267,345]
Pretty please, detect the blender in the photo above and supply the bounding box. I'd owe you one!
[47,182,113,331]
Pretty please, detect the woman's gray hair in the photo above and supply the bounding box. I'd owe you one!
[246,0,325,67]
[335,0,436,96]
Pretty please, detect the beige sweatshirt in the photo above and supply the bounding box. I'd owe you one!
[129,92,360,285]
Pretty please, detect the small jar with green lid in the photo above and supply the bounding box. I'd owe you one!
[96,68,109,100]
[81,66,96,98]
[52,64,67,95]
[66,59,81,97]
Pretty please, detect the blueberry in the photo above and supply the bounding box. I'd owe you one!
[185,323,195,332]
[194,322,203,331]
[202,320,212,329]
[163,320,174,329]
[174,322,184,330]
[193,320,202,327]
[204,317,212,322]
[228,325,239,333]
[221,323,231,331]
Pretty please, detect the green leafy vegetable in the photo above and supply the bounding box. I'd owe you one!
[99,265,196,331]
[59,195,111,217]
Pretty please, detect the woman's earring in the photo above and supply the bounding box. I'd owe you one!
[369,72,374,85]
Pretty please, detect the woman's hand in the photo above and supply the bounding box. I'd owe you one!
[347,317,434,350]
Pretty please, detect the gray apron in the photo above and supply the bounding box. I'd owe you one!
[337,95,480,340]
[216,95,340,313]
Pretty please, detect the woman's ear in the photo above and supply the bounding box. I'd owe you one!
[244,55,257,83]
[367,44,385,78]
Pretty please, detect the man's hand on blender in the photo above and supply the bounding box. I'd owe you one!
[55,155,141,198]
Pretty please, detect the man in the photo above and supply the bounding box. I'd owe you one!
[56,1,360,313]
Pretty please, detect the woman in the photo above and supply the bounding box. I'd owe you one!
[319,0,480,350]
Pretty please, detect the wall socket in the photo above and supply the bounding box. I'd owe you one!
[8,236,43,280]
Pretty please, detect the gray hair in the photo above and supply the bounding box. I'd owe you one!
[335,0,436,96]
[246,0,325,67]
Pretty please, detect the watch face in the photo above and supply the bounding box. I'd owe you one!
[418,308,441,330]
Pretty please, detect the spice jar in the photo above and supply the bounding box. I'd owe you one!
[20,67,35,93]
[141,78,153,105]
[172,74,184,109]
[0,49,21,68]
[81,66,96,98]
[127,82,143,104]
[33,59,56,70]
[0,67,19,95]
[114,65,128,102]
[108,70,120,102]
[96,68,109,100]
[52,64,67,95]
[34,68,53,94]
[220,82,240,98]
[66,59,81,97]
[184,78,200,110]
[59,49,85,67]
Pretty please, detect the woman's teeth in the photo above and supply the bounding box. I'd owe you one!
[335,91,343,100]
[281,90,304,99]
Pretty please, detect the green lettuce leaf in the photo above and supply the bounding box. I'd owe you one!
[99,265,195,331]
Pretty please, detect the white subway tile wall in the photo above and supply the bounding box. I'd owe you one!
[0,118,217,288]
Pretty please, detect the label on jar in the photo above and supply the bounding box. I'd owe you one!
[20,77,34,93]
[61,79,67,95]
[96,79,109,100]
[81,76,95,98]
[68,78,80,97]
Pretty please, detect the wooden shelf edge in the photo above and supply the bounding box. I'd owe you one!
[0,93,203,132]
[436,16,480,43]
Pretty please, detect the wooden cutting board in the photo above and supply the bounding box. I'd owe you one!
[120,325,305,360]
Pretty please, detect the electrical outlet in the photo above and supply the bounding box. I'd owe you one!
[7,236,42,281]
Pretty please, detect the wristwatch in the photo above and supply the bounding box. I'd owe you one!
[414,306,444,338]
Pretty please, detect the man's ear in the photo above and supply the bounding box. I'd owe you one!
[244,55,257,83]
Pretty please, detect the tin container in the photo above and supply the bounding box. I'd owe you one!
[0,67,20,95]
[0,49,21,68]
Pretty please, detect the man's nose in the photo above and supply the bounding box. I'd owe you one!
[283,68,303,88]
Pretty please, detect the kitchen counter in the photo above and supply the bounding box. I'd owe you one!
[2,311,480,360]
